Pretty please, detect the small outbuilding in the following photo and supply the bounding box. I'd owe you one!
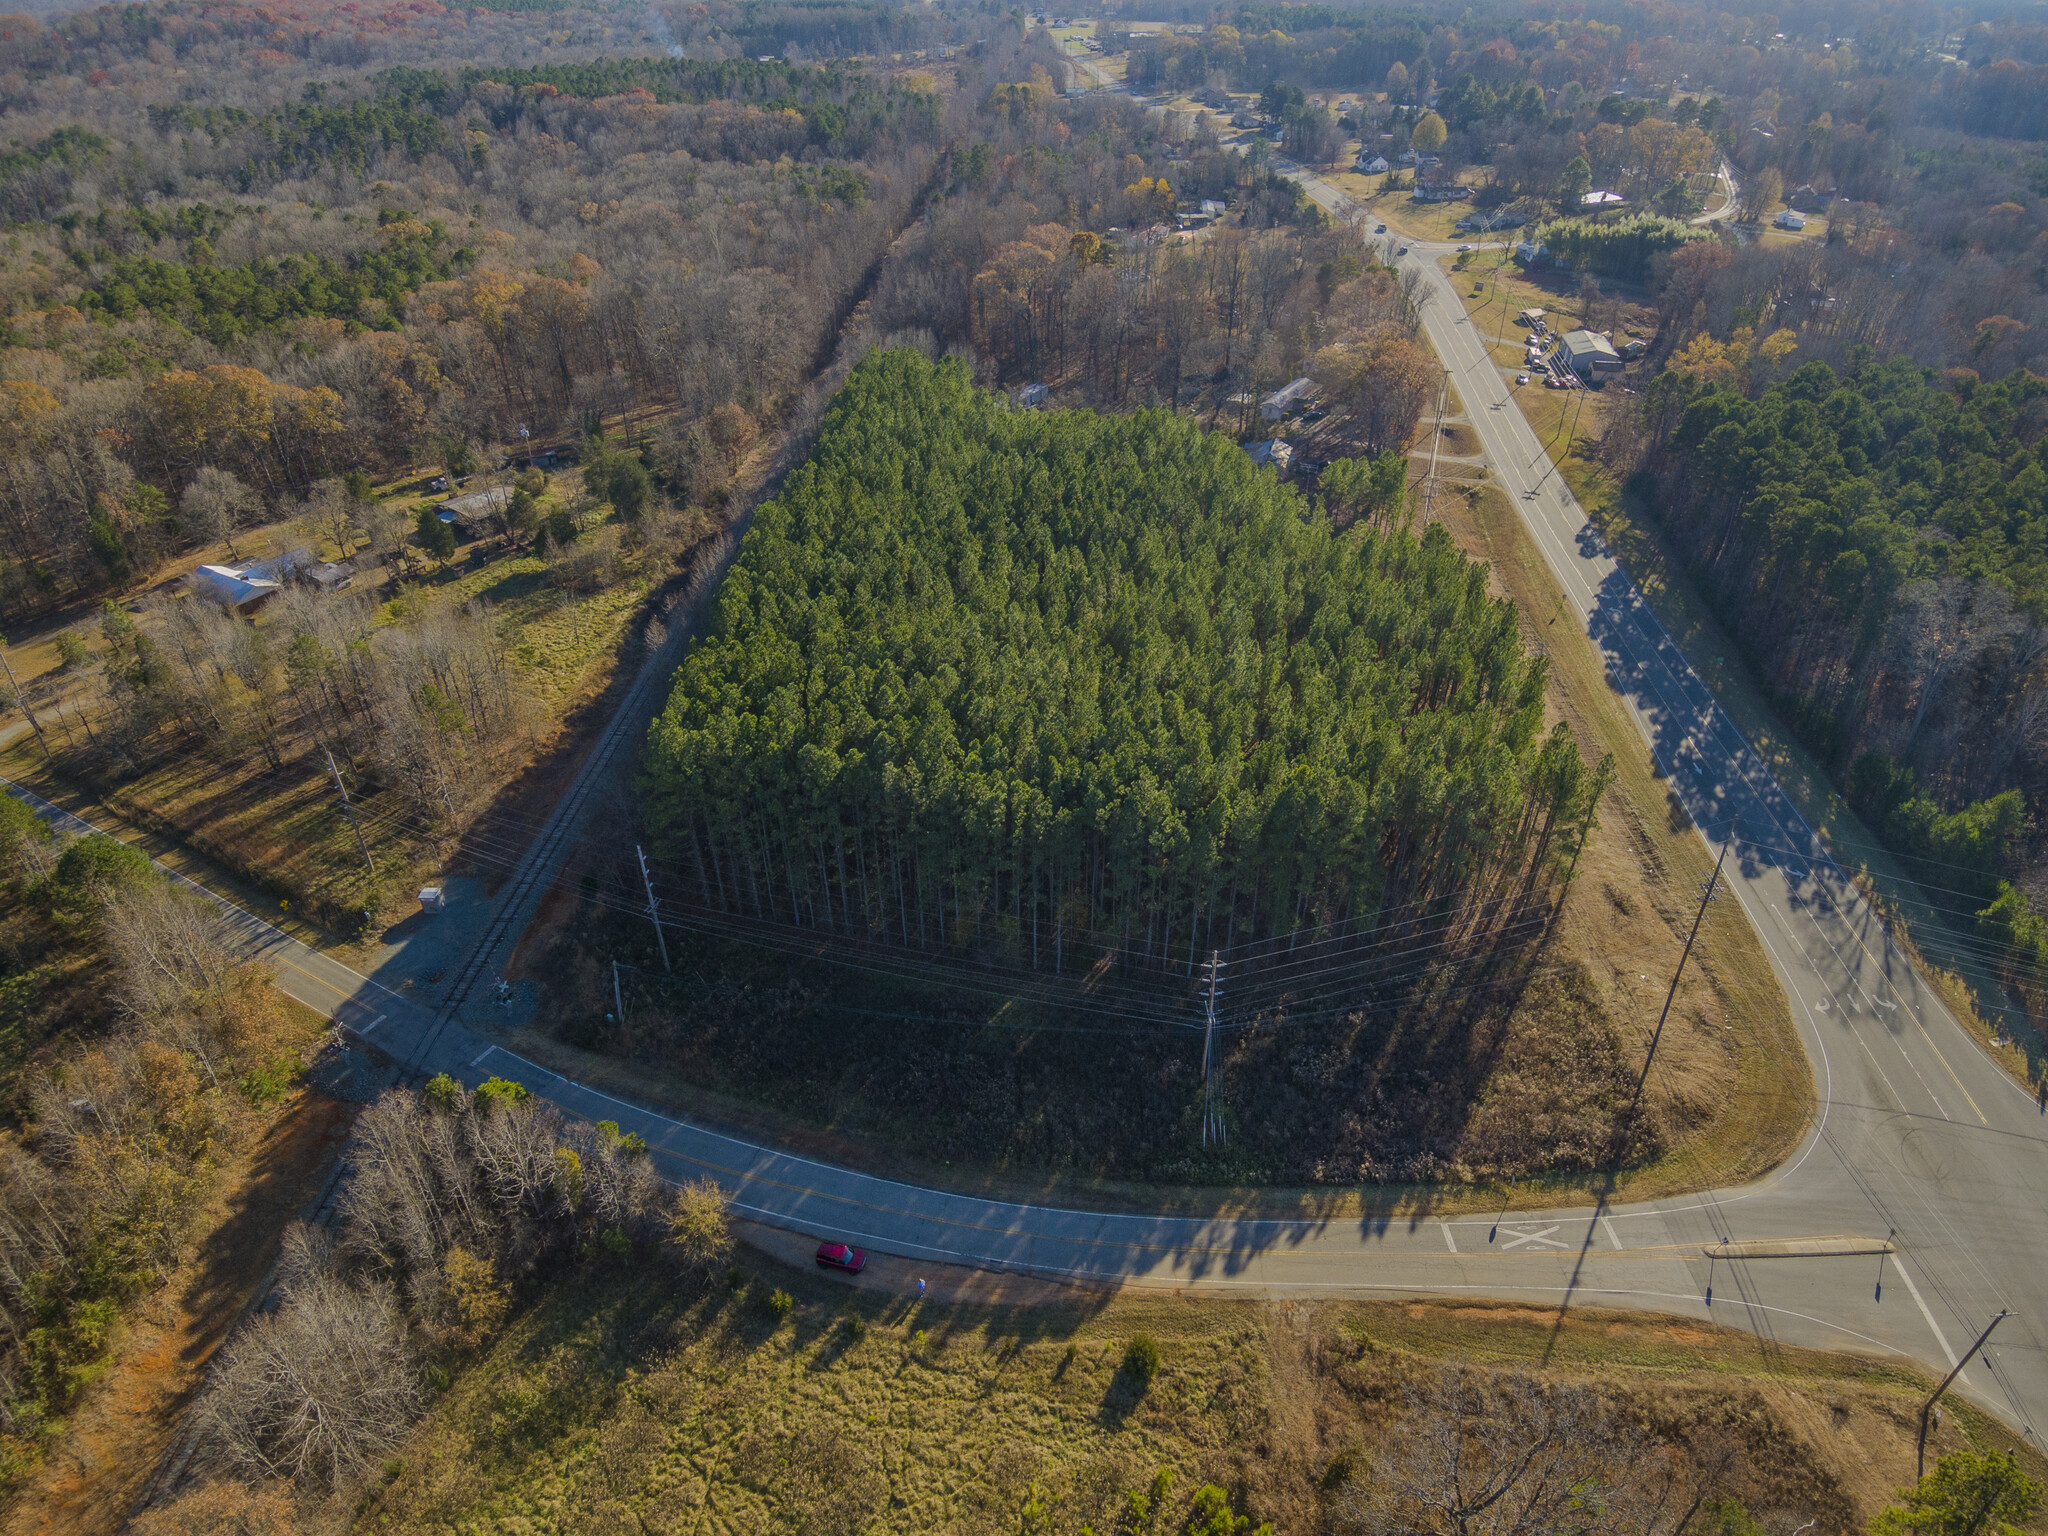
[1015,382,1051,408]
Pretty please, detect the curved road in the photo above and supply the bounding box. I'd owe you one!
[13,115,2047,1442]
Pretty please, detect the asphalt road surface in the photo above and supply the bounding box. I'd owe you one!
[13,105,2047,1440]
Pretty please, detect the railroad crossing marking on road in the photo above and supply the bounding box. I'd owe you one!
[1498,1224,1571,1251]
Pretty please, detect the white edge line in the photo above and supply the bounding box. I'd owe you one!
[1439,1220,1457,1253]
[1893,1254,1965,1379]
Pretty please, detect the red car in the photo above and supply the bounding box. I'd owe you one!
[816,1240,867,1273]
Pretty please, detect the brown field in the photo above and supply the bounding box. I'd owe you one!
[347,1238,2048,1536]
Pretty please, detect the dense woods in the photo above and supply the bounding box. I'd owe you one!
[646,350,1607,977]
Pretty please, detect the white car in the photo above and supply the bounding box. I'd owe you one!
[1516,372,1530,385]
[1457,242,1474,251]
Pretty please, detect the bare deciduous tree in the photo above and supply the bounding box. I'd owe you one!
[181,467,261,562]
[1336,1370,1714,1536]
[197,1250,421,1489]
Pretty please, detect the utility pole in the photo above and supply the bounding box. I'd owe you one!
[637,844,672,973]
[1199,951,1226,1147]
[1615,836,1730,1164]
[0,636,49,761]
[1918,1309,2010,1478]
[612,957,626,1027]
[1653,836,1731,1051]
[325,747,374,873]
[1419,367,1449,529]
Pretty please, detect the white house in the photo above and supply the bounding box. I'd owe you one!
[1356,154,1390,174]
[1581,190,1626,208]
[1259,377,1318,421]
[1200,198,1226,217]
[1774,209,1807,230]
[1247,439,1293,469]
[188,547,316,613]
[1015,382,1051,408]
[189,565,282,614]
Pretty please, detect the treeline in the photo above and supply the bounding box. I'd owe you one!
[646,350,1608,974]
[0,811,304,1493]
[1529,213,1708,282]
[0,11,986,611]
[135,1078,729,1514]
[968,220,1432,449]
[70,214,474,343]
[146,96,451,184]
[1636,355,2048,986]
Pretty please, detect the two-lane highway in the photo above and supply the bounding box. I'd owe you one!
[12,85,2047,1443]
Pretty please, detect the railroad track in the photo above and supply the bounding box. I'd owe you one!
[413,524,743,1065]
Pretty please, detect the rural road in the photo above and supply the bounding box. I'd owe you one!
[11,78,2047,1446]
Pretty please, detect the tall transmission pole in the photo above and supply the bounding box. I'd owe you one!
[1199,950,1226,1147]
[325,748,374,874]
[637,844,672,973]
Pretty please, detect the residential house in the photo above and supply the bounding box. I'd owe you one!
[1247,439,1293,469]
[1773,208,1807,230]
[189,564,282,614]
[187,548,315,614]
[1580,190,1627,209]
[1356,154,1390,174]
[1015,382,1051,408]
[437,485,514,538]
[1259,377,1318,422]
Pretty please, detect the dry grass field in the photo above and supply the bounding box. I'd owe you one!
[344,1239,2047,1536]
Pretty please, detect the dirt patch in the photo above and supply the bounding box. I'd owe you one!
[2,1090,355,1536]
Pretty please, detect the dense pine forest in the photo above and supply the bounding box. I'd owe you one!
[645,349,1608,976]
[1640,358,2048,958]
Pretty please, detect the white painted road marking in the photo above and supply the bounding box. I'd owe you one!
[1500,1224,1568,1251]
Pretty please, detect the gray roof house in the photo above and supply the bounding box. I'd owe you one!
[1559,329,1624,378]
[437,485,514,536]
[1259,377,1318,422]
